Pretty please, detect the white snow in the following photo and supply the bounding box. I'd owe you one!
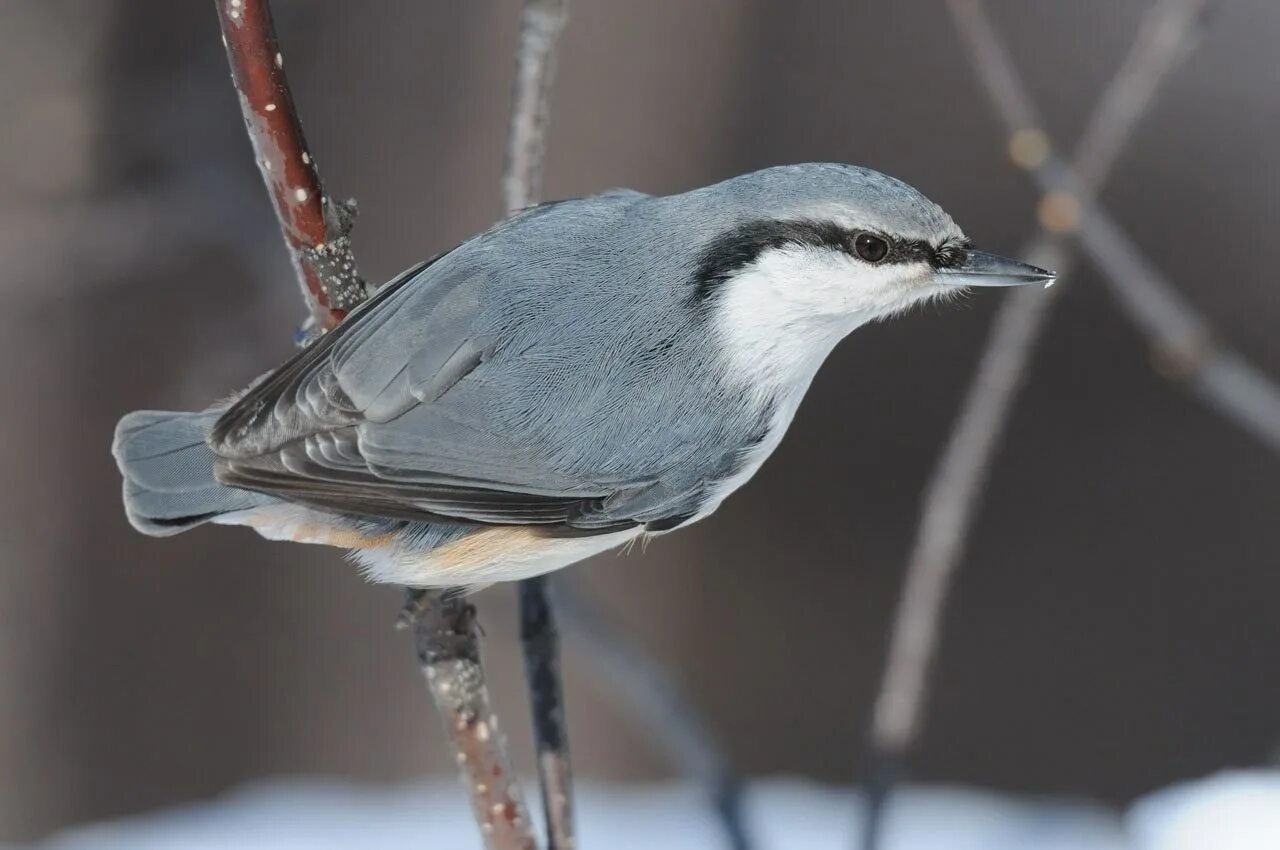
[28,770,1280,850]
[1128,770,1280,850]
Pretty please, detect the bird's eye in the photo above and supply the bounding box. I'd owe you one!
[853,232,889,263]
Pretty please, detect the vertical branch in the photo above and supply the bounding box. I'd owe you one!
[406,592,538,850]
[215,4,535,849]
[215,0,367,332]
[519,578,574,850]
[861,1,1212,848]
[959,0,1280,453]
[500,3,751,845]
[501,1,574,848]
[502,0,569,215]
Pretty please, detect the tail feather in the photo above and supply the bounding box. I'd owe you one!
[112,409,275,536]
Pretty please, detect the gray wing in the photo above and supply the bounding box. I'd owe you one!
[209,194,715,533]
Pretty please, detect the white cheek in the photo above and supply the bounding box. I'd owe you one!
[734,247,931,317]
[715,247,934,396]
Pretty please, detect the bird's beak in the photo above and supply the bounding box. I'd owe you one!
[937,249,1056,287]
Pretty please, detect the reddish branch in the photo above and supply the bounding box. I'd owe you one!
[406,593,538,850]
[215,0,366,331]
[214,4,533,849]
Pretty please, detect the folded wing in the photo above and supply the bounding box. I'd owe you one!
[210,198,671,535]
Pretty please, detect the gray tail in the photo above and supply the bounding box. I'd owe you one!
[112,409,276,536]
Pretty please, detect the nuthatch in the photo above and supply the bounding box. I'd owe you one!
[114,164,1053,587]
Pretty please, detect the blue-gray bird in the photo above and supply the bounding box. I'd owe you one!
[113,164,1052,587]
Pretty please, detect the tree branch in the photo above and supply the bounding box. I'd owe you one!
[519,578,574,850]
[502,0,569,215]
[862,1,1213,847]
[215,0,367,333]
[500,5,751,845]
[215,5,535,849]
[499,1,574,847]
[1039,160,1280,452]
[404,591,538,850]
[950,0,1280,454]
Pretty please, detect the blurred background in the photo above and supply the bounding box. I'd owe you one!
[1,0,1277,842]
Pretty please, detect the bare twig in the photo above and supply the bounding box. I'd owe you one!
[555,584,752,850]
[862,1,1212,847]
[215,0,367,332]
[500,3,751,843]
[500,1,574,847]
[952,0,1280,454]
[1039,160,1280,452]
[519,578,574,850]
[404,591,538,850]
[502,0,569,215]
[503,2,751,844]
[215,5,535,849]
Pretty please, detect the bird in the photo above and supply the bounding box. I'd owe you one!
[113,163,1053,588]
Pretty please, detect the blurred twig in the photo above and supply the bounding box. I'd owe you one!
[862,1,1214,847]
[215,4,536,849]
[556,585,752,850]
[502,0,569,215]
[954,0,1280,454]
[499,1,574,847]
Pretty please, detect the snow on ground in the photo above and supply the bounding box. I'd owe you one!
[1128,771,1280,850]
[24,770,1280,850]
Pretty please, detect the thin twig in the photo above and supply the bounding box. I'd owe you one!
[502,0,569,215]
[952,0,1280,454]
[555,585,752,850]
[215,0,367,332]
[500,1,574,847]
[404,591,539,850]
[1038,159,1280,452]
[215,5,535,849]
[499,2,753,838]
[519,578,574,850]
[500,4,751,843]
[862,1,1212,847]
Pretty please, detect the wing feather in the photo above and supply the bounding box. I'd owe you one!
[209,198,674,534]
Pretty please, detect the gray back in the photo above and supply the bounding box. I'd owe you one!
[211,164,955,527]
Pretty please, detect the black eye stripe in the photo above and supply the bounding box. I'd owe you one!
[879,235,970,268]
[692,219,969,302]
[693,219,849,301]
[888,239,932,263]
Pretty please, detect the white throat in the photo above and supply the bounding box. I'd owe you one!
[688,245,934,520]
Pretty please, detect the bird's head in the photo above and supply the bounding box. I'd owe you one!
[688,164,1054,388]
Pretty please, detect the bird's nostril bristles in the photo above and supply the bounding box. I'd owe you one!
[933,237,972,270]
